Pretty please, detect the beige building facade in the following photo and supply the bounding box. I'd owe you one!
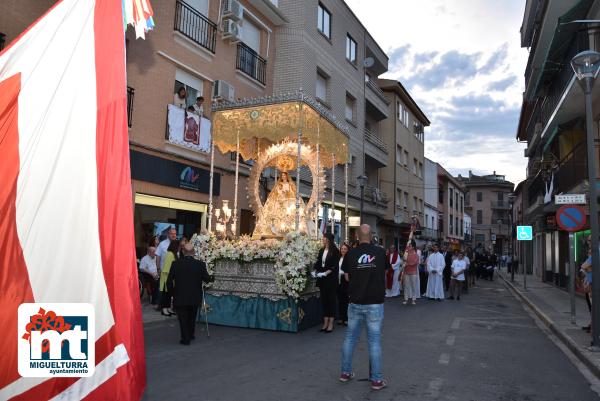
[438,165,465,249]
[458,171,514,255]
[273,0,389,242]
[378,79,429,248]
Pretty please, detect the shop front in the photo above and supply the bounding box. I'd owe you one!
[130,149,220,258]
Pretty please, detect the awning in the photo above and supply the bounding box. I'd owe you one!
[530,0,594,100]
[211,92,350,167]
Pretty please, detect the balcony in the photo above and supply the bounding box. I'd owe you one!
[236,42,267,85]
[491,200,511,210]
[174,0,217,53]
[0,33,5,51]
[364,128,388,167]
[127,86,134,128]
[364,185,388,205]
[365,79,389,120]
[419,228,438,240]
[366,78,389,105]
[555,141,587,194]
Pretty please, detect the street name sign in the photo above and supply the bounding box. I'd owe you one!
[555,194,586,205]
[556,205,587,232]
[517,226,533,241]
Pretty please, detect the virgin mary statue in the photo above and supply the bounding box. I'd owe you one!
[252,171,312,238]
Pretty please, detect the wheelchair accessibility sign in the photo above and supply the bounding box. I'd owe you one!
[517,226,533,241]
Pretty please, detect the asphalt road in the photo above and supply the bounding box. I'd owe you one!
[142,279,600,401]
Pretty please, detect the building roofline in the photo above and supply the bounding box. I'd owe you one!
[340,0,388,62]
[379,78,431,126]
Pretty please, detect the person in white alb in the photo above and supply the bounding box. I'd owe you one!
[425,244,445,301]
[139,246,159,304]
[385,245,402,297]
[449,251,467,300]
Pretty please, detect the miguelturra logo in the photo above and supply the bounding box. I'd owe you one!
[358,254,375,263]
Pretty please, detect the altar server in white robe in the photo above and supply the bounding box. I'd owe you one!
[385,245,402,297]
[425,244,445,301]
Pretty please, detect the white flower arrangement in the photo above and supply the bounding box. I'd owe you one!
[190,232,320,298]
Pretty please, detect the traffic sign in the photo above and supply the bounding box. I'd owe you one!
[491,234,496,241]
[555,194,586,205]
[517,226,533,241]
[556,205,587,232]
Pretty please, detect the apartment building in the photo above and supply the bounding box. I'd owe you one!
[272,0,389,240]
[516,0,599,287]
[378,79,429,248]
[458,171,514,255]
[437,165,465,249]
[0,1,57,50]
[423,158,440,245]
[126,0,287,254]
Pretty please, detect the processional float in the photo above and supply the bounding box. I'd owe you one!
[208,91,351,241]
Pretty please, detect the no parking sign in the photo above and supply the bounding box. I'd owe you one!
[556,205,587,232]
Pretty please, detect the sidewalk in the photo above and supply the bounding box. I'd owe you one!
[498,269,600,379]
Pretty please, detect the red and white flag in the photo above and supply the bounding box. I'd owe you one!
[0,0,146,400]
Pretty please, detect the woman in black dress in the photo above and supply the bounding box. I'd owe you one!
[337,242,350,326]
[313,233,339,333]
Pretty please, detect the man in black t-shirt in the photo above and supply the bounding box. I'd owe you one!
[340,224,388,390]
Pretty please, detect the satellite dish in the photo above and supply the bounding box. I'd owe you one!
[363,57,375,68]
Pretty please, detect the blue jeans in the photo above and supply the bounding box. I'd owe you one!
[341,303,384,381]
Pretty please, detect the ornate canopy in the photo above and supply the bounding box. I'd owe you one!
[211,92,350,167]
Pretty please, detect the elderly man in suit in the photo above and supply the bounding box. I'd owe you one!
[166,242,213,345]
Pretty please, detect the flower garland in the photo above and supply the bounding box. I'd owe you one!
[190,232,320,298]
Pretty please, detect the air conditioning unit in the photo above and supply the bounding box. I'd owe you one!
[223,0,243,21]
[222,19,241,42]
[212,80,235,102]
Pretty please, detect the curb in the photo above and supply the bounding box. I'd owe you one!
[500,274,600,380]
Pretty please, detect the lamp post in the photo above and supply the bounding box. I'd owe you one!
[508,194,516,282]
[572,50,600,347]
[357,174,368,225]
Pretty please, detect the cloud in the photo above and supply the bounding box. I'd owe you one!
[479,43,509,73]
[406,50,481,90]
[388,44,411,67]
[487,75,518,91]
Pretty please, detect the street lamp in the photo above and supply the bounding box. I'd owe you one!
[572,50,600,347]
[357,174,368,225]
[508,194,516,282]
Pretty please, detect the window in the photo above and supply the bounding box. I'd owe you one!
[346,35,357,63]
[396,101,401,121]
[396,145,403,165]
[241,17,261,53]
[403,150,409,167]
[455,216,459,235]
[455,192,458,211]
[420,199,423,213]
[187,0,208,16]
[316,70,328,102]
[476,210,482,224]
[345,93,355,123]
[174,69,203,108]
[460,219,463,236]
[439,188,444,203]
[396,188,402,206]
[418,162,423,178]
[404,192,409,208]
[317,3,331,38]
[498,192,504,201]
[450,214,454,235]
[449,188,454,208]
[413,196,418,211]
[413,158,418,175]
[460,196,463,213]
[397,102,409,126]
[476,192,482,202]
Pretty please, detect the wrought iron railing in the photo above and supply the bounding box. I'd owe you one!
[127,86,134,128]
[528,173,546,207]
[419,228,438,239]
[174,0,217,53]
[524,0,546,84]
[236,42,267,85]
[491,200,511,210]
[556,141,587,194]
[364,128,388,153]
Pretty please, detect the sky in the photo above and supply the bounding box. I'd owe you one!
[345,0,529,185]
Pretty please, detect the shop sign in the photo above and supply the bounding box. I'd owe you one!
[130,150,220,195]
[348,216,361,227]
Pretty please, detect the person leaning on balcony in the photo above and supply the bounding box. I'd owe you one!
[174,86,187,108]
[191,95,204,116]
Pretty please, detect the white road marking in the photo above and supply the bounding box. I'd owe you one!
[446,335,456,346]
[451,318,461,330]
[427,377,444,398]
[439,353,450,365]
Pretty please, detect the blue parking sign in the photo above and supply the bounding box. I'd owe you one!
[517,226,533,241]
